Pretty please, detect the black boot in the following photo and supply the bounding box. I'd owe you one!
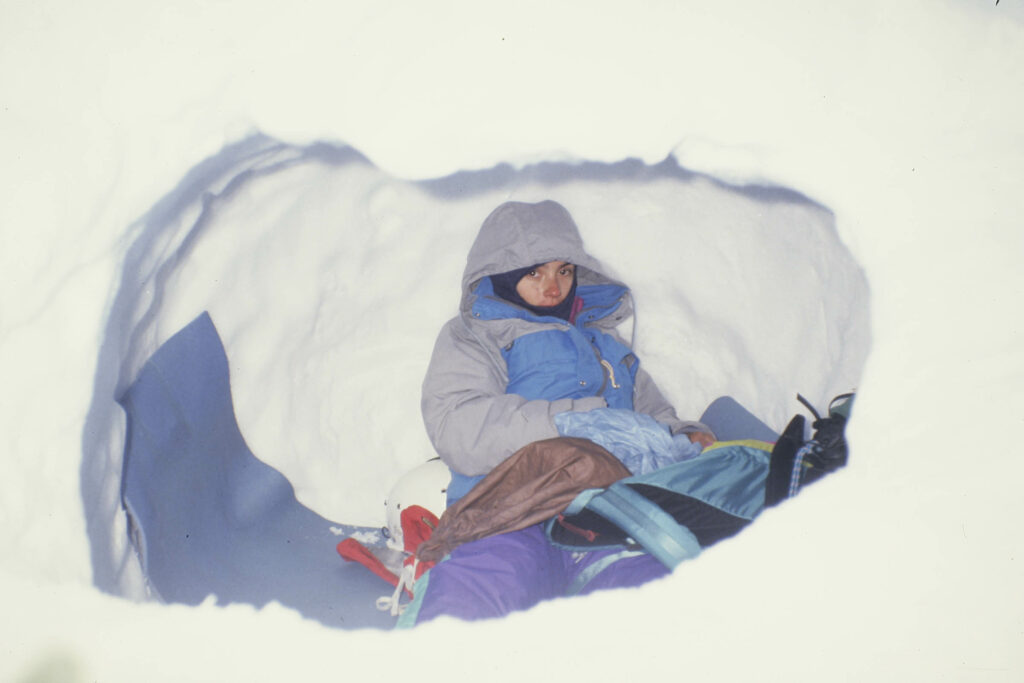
[765,393,855,504]
[799,393,854,487]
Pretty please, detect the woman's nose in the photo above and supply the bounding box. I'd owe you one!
[543,278,561,297]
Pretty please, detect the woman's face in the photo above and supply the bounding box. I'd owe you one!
[515,261,575,308]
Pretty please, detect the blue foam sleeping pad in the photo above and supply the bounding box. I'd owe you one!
[118,312,397,630]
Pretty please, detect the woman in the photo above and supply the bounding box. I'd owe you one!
[409,199,715,623]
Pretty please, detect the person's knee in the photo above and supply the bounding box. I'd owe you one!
[415,526,566,622]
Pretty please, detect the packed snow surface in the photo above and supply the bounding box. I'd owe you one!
[2,0,1022,681]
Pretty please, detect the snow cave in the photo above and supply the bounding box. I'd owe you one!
[80,133,870,629]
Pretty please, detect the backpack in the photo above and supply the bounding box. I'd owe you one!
[546,393,855,570]
[546,440,773,569]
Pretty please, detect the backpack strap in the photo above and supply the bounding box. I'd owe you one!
[583,482,702,570]
[566,549,648,596]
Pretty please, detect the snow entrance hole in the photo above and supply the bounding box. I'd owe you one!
[80,134,871,598]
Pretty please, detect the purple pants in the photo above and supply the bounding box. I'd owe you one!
[409,523,668,624]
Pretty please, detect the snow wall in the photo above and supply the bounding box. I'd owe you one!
[80,134,869,598]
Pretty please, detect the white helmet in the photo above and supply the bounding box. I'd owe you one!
[383,459,450,552]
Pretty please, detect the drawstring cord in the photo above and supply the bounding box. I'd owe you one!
[375,559,418,616]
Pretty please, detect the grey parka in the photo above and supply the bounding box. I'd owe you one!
[421,200,710,476]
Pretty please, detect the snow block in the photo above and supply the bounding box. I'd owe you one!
[118,311,396,630]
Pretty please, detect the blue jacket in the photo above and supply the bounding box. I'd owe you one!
[473,277,638,410]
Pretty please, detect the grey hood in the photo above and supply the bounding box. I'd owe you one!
[460,200,621,314]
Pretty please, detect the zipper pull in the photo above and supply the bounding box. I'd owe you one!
[599,359,621,389]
